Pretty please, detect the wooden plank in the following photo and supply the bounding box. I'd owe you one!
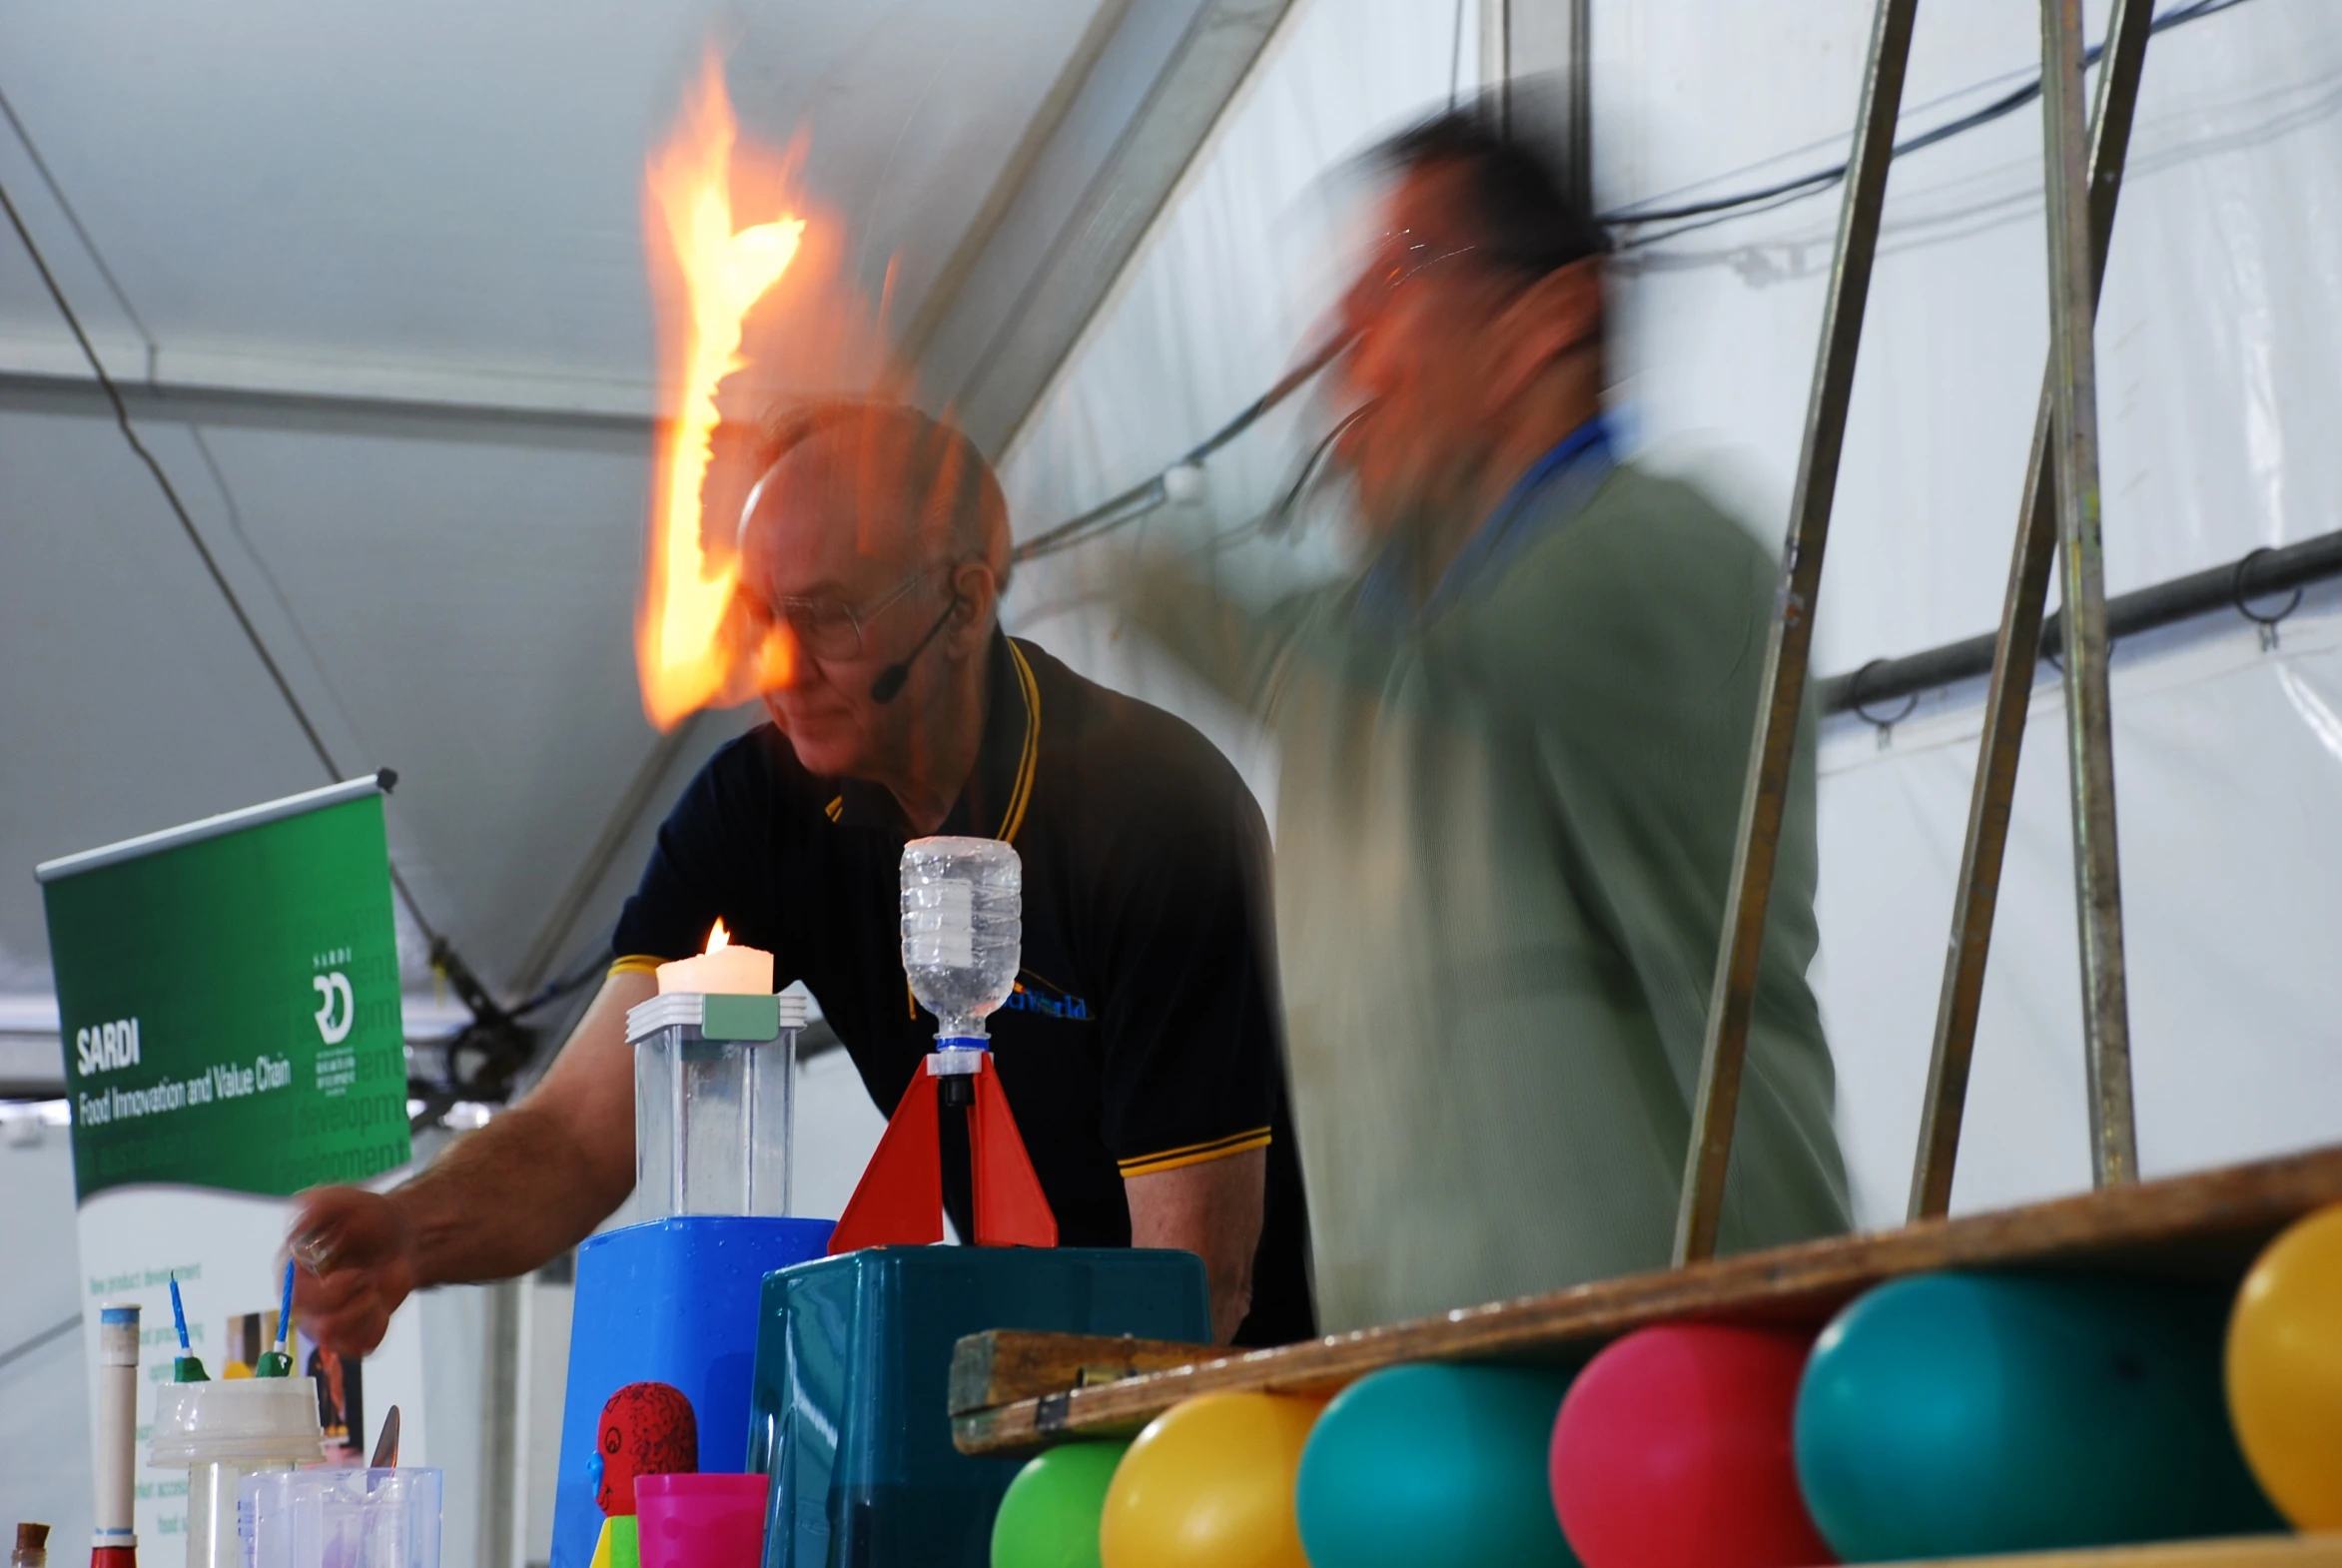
[953,1144,2342,1455]
[948,1331,1208,1417]
[1881,1537,2342,1568]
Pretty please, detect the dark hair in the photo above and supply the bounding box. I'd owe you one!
[1375,91,1610,278]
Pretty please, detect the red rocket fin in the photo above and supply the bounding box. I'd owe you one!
[827,1071,944,1253]
[969,1060,1058,1248]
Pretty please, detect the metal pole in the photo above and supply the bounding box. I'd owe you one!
[2040,0,2138,1188]
[1673,0,1922,1265]
[1909,0,2154,1219]
[1566,0,1593,210]
[1486,0,1512,129]
[478,1275,523,1568]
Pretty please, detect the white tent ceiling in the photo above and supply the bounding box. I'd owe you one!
[0,0,1294,1060]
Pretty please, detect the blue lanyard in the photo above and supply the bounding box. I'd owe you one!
[1417,414,1614,617]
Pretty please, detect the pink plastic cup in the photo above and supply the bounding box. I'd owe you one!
[634,1472,771,1568]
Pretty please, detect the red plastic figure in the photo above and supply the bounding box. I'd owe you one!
[596,1382,699,1517]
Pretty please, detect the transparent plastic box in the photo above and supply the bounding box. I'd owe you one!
[626,990,807,1217]
[239,1467,442,1568]
[150,1377,325,1568]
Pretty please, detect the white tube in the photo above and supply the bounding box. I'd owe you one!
[91,1304,139,1555]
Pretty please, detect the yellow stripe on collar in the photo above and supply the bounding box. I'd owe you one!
[997,640,1042,844]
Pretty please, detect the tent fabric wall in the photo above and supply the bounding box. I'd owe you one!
[998,0,2342,1224]
[1609,0,2342,671]
[1818,599,2342,1225]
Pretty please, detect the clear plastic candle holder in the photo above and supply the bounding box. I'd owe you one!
[626,991,806,1218]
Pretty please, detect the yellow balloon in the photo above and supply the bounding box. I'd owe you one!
[2227,1202,2342,1529]
[1099,1392,1326,1568]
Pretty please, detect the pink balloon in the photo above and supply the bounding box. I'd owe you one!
[1549,1324,1835,1568]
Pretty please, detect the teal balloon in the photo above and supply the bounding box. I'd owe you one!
[1795,1272,2281,1561]
[1295,1363,1580,1568]
[993,1441,1129,1568]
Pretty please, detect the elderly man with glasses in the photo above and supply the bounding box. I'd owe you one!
[1125,103,1851,1332]
[291,400,1313,1351]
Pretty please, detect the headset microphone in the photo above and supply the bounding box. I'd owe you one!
[871,596,962,704]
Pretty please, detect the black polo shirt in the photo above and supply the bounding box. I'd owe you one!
[610,632,1313,1345]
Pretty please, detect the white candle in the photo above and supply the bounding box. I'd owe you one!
[656,919,773,996]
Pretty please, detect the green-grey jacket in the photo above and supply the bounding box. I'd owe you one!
[1127,460,1852,1331]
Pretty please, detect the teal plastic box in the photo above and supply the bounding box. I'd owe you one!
[748,1246,1208,1567]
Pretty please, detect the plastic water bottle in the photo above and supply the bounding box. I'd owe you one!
[900,837,1021,1043]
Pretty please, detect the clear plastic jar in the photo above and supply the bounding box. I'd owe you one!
[149,1379,325,1568]
[241,1467,443,1568]
[627,991,806,1218]
[900,837,1022,1042]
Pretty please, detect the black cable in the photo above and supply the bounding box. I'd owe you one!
[1015,331,1353,564]
[1263,401,1373,537]
[0,1314,81,1375]
[0,178,348,783]
[1,172,451,953]
[510,945,615,1019]
[1012,0,2256,566]
[0,82,157,366]
[1606,0,2254,237]
[3,81,376,766]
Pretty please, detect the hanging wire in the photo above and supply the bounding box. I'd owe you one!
[0,1315,81,1375]
[0,179,352,790]
[1012,0,2259,562]
[1612,0,2253,246]
[0,131,572,1111]
[1013,330,1353,564]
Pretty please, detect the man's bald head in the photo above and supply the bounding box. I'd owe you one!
[726,399,1014,784]
[737,399,1011,594]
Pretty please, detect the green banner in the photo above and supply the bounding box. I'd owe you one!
[42,786,411,1201]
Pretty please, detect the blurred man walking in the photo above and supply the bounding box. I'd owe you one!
[1129,103,1851,1330]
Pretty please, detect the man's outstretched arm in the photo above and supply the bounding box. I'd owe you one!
[290,968,655,1354]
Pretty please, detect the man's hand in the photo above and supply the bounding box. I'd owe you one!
[282,969,651,1357]
[289,1185,417,1357]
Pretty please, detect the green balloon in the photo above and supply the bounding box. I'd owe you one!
[992,1441,1131,1568]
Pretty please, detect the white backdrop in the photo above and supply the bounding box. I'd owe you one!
[998,0,2342,1228]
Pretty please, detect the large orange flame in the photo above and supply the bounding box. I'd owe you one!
[636,58,806,730]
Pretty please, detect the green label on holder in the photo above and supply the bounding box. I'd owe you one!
[701,994,780,1042]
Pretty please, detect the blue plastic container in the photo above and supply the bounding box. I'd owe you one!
[550,1215,834,1568]
[749,1245,1209,1568]
[1794,1271,2281,1561]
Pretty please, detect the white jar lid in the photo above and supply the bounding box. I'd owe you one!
[149,1378,327,1466]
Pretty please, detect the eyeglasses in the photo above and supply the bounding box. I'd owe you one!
[764,566,944,661]
[1341,231,1481,328]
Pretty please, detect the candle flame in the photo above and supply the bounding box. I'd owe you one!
[705,918,731,955]
[636,55,807,730]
